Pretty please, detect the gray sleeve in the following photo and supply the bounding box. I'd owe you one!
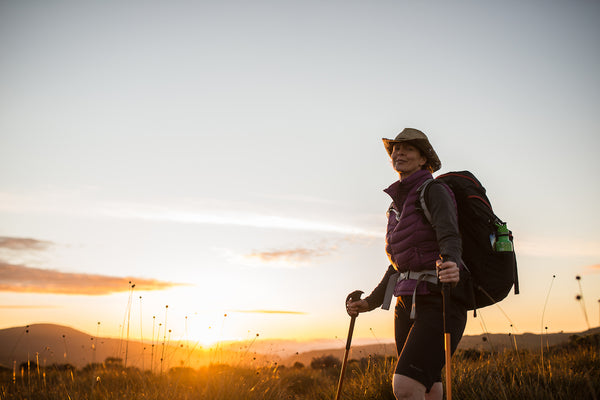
[426,183,462,265]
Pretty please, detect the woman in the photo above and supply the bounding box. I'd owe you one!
[346,128,467,400]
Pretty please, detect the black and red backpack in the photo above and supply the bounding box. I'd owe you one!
[417,171,519,313]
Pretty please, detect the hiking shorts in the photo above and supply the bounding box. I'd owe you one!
[393,293,467,391]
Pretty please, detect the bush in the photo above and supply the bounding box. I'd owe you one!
[310,355,340,370]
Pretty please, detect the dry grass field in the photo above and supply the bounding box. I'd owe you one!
[1,332,598,400]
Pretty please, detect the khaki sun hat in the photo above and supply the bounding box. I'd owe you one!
[382,128,442,172]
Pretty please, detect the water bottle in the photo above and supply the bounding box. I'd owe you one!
[494,222,513,252]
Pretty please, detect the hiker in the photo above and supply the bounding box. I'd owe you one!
[346,128,467,400]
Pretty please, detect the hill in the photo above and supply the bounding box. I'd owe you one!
[2,323,598,370]
[0,323,277,371]
[284,327,600,367]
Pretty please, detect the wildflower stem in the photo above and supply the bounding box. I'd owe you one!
[540,275,556,369]
[576,276,591,330]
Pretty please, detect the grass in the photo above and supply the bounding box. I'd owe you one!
[1,333,598,400]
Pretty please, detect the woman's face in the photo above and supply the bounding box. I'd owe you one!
[391,142,427,177]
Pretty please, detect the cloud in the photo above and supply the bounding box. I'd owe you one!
[244,245,337,264]
[0,237,52,251]
[0,305,60,309]
[0,192,381,237]
[585,264,600,272]
[100,203,380,237]
[0,262,188,295]
[231,310,307,315]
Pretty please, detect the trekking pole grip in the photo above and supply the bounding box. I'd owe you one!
[344,290,363,348]
[336,290,364,400]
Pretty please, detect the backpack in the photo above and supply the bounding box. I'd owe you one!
[417,171,519,313]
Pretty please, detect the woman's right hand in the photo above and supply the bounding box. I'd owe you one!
[346,299,369,317]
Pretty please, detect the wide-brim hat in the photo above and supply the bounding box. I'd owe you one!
[382,128,442,172]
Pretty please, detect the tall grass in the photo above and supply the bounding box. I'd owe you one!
[1,334,598,400]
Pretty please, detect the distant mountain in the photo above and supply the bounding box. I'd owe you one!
[1,323,135,370]
[284,327,600,367]
[2,323,598,371]
[457,328,600,352]
[0,323,276,371]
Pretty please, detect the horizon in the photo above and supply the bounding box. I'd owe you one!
[3,321,596,351]
[1,1,599,347]
[4,321,598,364]
[3,321,599,374]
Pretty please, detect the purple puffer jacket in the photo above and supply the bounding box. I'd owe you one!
[384,169,442,295]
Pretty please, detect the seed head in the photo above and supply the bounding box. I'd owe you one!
[576,295,582,301]
[576,275,581,280]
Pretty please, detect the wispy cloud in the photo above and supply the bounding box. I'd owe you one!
[0,192,381,237]
[231,310,307,315]
[0,305,60,309]
[103,205,380,237]
[585,264,600,272]
[0,262,188,295]
[0,237,52,251]
[0,236,54,267]
[244,245,337,263]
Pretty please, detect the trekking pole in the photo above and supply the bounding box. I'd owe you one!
[442,283,452,400]
[335,290,364,400]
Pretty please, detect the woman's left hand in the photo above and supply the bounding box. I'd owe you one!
[436,260,460,286]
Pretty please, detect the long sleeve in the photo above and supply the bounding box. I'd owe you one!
[426,183,462,264]
[363,264,396,311]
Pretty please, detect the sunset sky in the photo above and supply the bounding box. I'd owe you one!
[1,0,599,351]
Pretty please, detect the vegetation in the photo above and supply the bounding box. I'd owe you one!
[1,334,598,399]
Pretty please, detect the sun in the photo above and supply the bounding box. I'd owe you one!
[182,313,226,349]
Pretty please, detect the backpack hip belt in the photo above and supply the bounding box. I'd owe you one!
[399,269,439,285]
[402,269,438,320]
[380,269,438,318]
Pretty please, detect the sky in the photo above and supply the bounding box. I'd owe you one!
[1,0,599,351]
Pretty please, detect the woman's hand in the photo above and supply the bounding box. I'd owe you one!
[436,259,460,286]
[346,299,369,317]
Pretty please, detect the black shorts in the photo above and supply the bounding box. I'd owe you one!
[394,293,467,391]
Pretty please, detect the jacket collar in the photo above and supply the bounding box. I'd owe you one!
[384,169,433,199]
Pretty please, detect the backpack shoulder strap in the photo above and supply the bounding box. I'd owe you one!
[387,202,400,221]
[416,178,435,223]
